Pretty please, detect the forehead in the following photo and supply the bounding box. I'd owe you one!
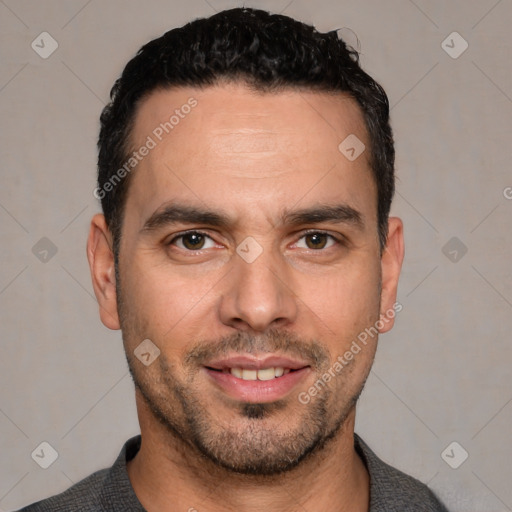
[125,83,376,226]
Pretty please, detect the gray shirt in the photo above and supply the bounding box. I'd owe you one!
[19,434,449,511]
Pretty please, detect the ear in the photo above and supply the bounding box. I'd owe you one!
[86,213,121,330]
[378,217,404,333]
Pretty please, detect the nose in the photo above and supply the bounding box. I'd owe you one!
[218,246,298,332]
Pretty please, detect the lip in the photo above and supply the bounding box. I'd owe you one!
[204,354,311,403]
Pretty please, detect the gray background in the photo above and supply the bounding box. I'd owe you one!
[1,0,511,510]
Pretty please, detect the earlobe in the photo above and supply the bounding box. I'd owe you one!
[379,217,404,334]
[86,213,121,330]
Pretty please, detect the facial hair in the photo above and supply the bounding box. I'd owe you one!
[122,324,371,476]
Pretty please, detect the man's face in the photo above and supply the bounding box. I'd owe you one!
[92,83,402,475]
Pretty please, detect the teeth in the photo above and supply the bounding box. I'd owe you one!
[231,368,243,378]
[230,367,288,380]
[242,369,257,380]
[257,368,276,381]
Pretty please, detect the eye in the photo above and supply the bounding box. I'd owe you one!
[295,232,338,250]
[170,231,217,251]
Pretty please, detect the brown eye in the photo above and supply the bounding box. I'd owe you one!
[294,232,338,251]
[305,233,329,249]
[182,233,205,249]
[172,232,215,250]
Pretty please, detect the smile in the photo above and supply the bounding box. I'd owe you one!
[203,355,311,403]
[209,366,293,381]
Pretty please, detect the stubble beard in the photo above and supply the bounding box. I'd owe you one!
[116,269,374,477]
[123,329,369,477]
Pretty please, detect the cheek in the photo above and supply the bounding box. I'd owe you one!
[299,257,382,335]
[119,253,222,346]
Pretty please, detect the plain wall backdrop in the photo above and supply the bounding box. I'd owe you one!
[1,1,511,510]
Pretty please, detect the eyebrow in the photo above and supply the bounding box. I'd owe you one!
[141,203,231,233]
[283,204,363,229]
[140,201,364,233]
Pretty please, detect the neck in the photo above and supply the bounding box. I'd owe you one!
[127,392,369,512]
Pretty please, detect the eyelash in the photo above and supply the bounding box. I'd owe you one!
[167,229,344,252]
[168,230,219,251]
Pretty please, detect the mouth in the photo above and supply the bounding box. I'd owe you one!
[203,355,311,403]
[206,366,295,380]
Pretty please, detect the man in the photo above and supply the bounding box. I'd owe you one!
[20,7,448,512]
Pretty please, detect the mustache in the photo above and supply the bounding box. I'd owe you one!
[183,328,330,370]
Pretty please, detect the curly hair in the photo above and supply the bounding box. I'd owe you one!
[97,7,394,257]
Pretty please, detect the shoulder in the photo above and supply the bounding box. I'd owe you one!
[17,436,144,512]
[16,468,109,511]
[354,434,449,512]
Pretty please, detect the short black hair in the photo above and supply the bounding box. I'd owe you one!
[97,7,394,258]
